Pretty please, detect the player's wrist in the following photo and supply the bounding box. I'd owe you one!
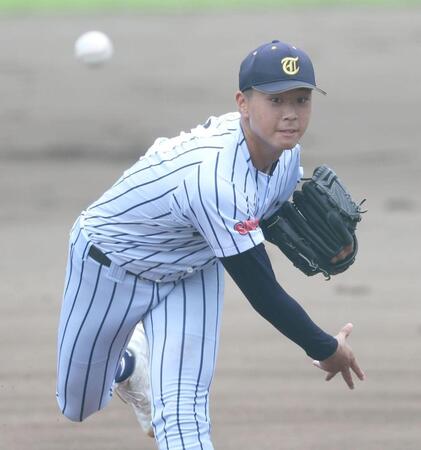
[319,338,339,362]
[306,334,338,361]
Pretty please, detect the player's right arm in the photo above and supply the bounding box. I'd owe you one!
[312,323,365,389]
[220,244,365,389]
[172,157,364,388]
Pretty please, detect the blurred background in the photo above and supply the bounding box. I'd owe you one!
[1,1,420,449]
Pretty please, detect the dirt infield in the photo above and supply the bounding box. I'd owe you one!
[1,8,420,450]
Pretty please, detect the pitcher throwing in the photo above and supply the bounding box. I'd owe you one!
[56,40,365,449]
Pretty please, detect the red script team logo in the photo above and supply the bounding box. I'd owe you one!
[234,218,260,235]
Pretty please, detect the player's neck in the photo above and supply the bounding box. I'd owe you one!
[241,121,283,174]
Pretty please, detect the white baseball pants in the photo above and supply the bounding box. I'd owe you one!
[56,219,224,450]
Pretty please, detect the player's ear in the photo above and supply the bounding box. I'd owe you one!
[235,90,250,118]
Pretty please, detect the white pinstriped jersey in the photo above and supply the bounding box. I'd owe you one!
[81,112,302,282]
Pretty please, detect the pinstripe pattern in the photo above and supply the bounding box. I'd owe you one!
[63,227,82,298]
[57,243,89,379]
[197,165,225,256]
[215,153,240,253]
[62,263,103,416]
[98,276,138,409]
[81,112,302,282]
[143,263,223,450]
[90,161,202,211]
[56,223,175,422]
[209,265,222,417]
[79,281,117,420]
[109,146,213,191]
[57,111,301,449]
[171,125,301,259]
[158,294,170,449]
[192,270,207,449]
[176,280,187,450]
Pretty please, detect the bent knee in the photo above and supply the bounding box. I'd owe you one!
[58,403,99,423]
[60,409,85,422]
[56,391,107,423]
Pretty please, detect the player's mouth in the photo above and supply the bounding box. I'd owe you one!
[277,129,298,136]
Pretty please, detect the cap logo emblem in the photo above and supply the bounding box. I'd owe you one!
[281,57,299,75]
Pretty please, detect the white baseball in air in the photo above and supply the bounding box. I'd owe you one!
[74,31,113,66]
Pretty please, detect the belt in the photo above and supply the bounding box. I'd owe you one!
[88,245,112,267]
[88,245,142,280]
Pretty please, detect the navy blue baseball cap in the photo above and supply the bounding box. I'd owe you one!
[239,40,326,95]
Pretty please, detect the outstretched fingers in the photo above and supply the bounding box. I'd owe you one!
[313,324,365,389]
[340,322,353,339]
[325,371,337,382]
[351,358,366,381]
[313,361,338,383]
[341,367,354,389]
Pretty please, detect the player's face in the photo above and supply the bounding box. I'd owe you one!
[237,88,312,169]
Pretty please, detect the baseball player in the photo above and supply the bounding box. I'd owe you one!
[56,40,365,449]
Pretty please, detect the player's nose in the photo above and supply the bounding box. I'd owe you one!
[281,102,298,120]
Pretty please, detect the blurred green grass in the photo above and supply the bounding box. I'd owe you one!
[0,0,420,11]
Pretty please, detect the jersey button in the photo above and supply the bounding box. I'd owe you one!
[186,267,194,274]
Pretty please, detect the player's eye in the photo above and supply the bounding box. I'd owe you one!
[297,96,310,104]
[269,97,281,104]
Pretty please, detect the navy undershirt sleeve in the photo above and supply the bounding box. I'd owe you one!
[220,243,338,361]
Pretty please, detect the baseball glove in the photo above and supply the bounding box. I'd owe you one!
[261,165,365,279]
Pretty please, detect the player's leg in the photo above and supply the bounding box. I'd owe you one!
[56,222,171,422]
[114,322,155,437]
[144,262,224,450]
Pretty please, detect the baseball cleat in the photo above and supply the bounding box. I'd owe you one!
[115,323,154,438]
